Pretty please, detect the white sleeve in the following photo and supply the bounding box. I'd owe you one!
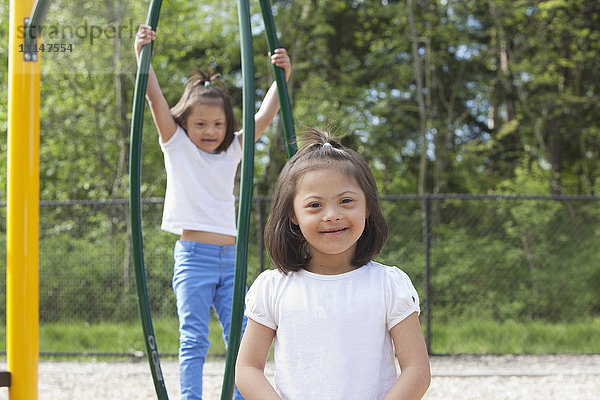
[245,270,278,330]
[385,267,421,330]
[159,124,186,151]
[232,131,243,160]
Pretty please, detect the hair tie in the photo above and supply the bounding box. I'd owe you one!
[323,142,332,148]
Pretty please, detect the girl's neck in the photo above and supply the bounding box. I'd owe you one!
[305,254,357,275]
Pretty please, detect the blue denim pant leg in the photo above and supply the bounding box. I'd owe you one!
[212,246,248,400]
[173,240,247,400]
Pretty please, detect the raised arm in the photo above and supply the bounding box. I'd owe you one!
[384,313,431,400]
[235,319,281,400]
[240,48,292,143]
[134,24,177,143]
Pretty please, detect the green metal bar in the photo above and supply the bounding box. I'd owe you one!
[26,0,52,37]
[258,0,297,157]
[129,1,168,399]
[23,0,53,62]
[220,0,255,398]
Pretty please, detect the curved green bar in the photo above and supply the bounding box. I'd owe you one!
[259,0,297,157]
[220,2,255,398]
[130,1,295,399]
[128,1,168,399]
[24,0,53,54]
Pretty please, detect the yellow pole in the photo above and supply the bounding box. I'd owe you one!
[7,0,40,398]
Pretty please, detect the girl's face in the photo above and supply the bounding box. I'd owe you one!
[182,103,227,153]
[291,168,367,274]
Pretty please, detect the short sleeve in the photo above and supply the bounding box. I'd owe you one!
[245,270,278,330]
[159,124,186,151]
[231,131,243,160]
[385,267,421,330]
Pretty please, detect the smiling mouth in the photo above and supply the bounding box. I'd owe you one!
[321,227,348,234]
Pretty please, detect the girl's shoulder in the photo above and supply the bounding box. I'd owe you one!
[230,130,243,154]
[159,124,187,149]
[246,269,290,319]
[366,260,412,281]
[366,261,418,296]
[250,268,288,288]
[367,262,421,326]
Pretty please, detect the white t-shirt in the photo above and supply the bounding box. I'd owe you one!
[159,125,242,235]
[245,261,421,400]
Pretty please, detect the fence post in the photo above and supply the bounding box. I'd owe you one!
[422,194,432,354]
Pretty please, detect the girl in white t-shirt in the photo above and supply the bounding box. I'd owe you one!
[134,24,291,400]
[236,128,431,400]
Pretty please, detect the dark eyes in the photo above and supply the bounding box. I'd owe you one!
[306,198,353,208]
[196,122,224,127]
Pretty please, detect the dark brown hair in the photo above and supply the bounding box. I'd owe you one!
[264,127,388,274]
[170,69,237,153]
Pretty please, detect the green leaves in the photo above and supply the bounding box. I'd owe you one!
[1,0,598,200]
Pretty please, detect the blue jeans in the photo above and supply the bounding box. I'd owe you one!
[173,240,247,400]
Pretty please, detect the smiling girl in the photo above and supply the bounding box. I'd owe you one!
[236,128,431,400]
[134,24,291,400]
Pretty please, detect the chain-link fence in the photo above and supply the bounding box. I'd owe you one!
[1,194,598,355]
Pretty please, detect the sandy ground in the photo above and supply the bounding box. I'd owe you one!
[1,354,599,399]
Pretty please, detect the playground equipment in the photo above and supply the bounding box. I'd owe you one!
[130,1,295,400]
[5,0,294,399]
[4,0,50,398]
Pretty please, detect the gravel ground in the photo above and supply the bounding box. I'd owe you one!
[1,354,599,399]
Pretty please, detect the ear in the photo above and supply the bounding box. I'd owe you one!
[289,214,298,225]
